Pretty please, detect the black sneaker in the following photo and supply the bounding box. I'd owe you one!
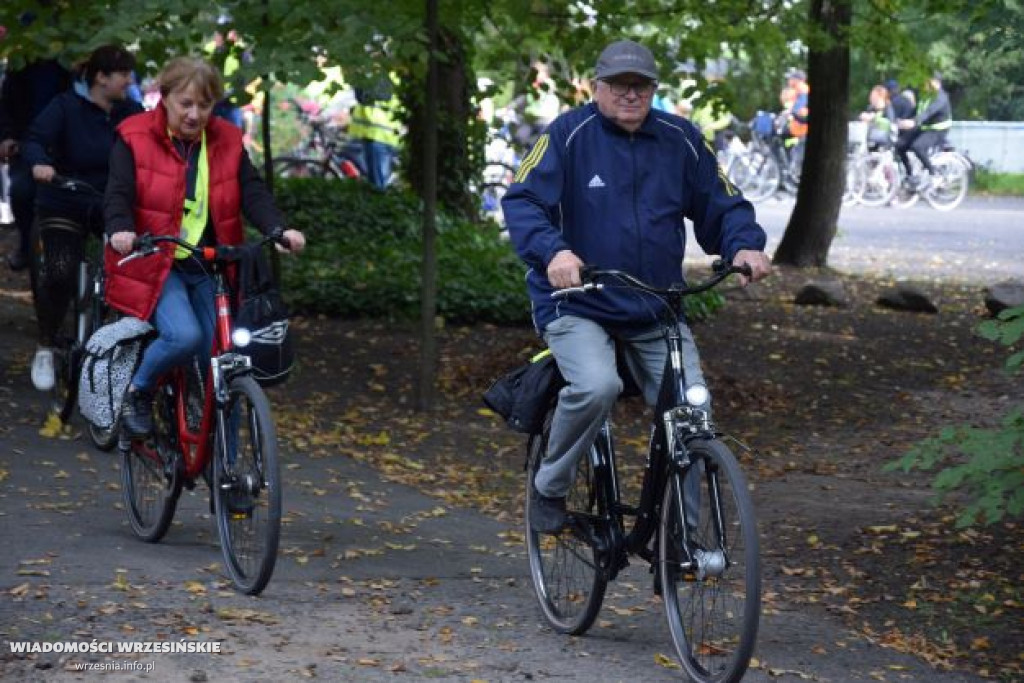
[121,389,154,438]
[530,485,567,535]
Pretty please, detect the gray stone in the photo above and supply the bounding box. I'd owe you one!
[984,280,1024,316]
[876,283,938,313]
[794,280,850,307]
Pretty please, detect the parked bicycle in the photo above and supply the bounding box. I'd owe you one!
[30,175,117,449]
[525,262,761,683]
[117,231,286,595]
[274,99,366,181]
[726,112,802,203]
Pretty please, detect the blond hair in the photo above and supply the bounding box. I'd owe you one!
[158,56,223,105]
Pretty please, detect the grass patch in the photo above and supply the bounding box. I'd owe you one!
[971,169,1024,197]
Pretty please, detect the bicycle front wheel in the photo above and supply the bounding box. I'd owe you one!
[121,385,183,542]
[924,153,969,212]
[659,438,761,683]
[213,374,281,595]
[525,410,607,635]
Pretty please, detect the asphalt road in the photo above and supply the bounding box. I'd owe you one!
[691,195,1024,284]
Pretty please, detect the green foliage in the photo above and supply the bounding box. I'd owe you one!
[887,305,1024,527]
[971,170,1024,198]
[273,178,726,324]
[273,179,530,324]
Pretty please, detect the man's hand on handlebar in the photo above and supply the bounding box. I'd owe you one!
[547,249,585,290]
[32,164,56,183]
[732,249,772,287]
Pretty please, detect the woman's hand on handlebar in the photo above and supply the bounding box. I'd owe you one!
[110,230,137,255]
[732,249,772,286]
[32,164,56,183]
[276,228,306,254]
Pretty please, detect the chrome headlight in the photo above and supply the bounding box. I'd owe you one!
[231,327,252,348]
[685,383,709,407]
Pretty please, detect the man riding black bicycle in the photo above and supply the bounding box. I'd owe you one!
[502,39,771,534]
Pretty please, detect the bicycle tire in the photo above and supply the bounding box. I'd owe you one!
[923,152,969,212]
[525,410,608,635]
[121,383,183,542]
[857,152,900,208]
[213,374,281,595]
[659,438,761,683]
[841,158,865,207]
[273,156,337,179]
[728,149,779,204]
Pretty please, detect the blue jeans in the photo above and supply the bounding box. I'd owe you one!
[132,268,215,392]
[362,140,395,189]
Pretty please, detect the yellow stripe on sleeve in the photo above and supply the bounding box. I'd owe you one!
[513,134,550,183]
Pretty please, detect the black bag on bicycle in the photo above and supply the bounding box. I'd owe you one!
[482,349,565,434]
[235,242,293,386]
[78,317,154,430]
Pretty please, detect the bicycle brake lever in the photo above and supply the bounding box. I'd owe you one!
[550,282,603,298]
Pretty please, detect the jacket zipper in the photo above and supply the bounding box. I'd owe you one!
[631,135,642,278]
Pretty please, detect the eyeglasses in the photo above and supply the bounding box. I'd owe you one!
[602,79,656,98]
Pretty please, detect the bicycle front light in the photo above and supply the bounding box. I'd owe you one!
[685,383,709,407]
[231,327,252,348]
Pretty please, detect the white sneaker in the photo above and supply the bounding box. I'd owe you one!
[31,347,55,391]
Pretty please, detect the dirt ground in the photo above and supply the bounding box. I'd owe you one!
[273,265,1022,680]
[1,246,1021,679]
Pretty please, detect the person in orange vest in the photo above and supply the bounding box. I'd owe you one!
[778,68,809,170]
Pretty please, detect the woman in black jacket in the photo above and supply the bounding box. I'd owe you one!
[21,44,142,392]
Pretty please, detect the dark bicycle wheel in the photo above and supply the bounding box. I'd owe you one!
[659,438,761,683]
[525,410,608,635]
[121,382,183,542]
[274,156,339,179]
[213,374,281,595]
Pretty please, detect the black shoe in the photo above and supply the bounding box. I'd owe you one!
[121,389,154,438]
[6,250,28,271]
[530,484,567,535]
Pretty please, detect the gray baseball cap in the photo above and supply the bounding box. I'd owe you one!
[594,40,659,81]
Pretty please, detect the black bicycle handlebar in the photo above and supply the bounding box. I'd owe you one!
[117,229,290,267]
[552,260,751,300]
[49,174,102,196]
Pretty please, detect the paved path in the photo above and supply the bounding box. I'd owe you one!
[690,196,1024,284]
[0,385,982,681]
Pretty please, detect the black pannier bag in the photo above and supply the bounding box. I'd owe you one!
[235,242,294,386]
[482,349,565,434]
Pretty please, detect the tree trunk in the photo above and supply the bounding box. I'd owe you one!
[399,27,478,219]
[773,0,852,267]
[417,0,440,411]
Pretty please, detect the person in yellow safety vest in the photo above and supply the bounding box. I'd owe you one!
[895,72,952,189]
[349,78,401,189]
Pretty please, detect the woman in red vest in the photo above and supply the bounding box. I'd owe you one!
[104,56,306,437]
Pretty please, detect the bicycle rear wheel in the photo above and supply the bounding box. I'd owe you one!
[121,383,183,542]
[273,156,335,179]
[857,152,900,208]
[213,374,281,595]
[659,438,760,683]
[525,410,607,635]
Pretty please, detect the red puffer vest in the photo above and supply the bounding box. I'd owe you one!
[105,103,244,320]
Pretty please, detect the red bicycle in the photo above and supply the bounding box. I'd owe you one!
[116,232,285,595]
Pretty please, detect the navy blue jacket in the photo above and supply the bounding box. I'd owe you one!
[22,88,143,221]
[502,103,766,333]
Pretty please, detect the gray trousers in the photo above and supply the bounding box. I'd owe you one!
[535,315,709,498]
